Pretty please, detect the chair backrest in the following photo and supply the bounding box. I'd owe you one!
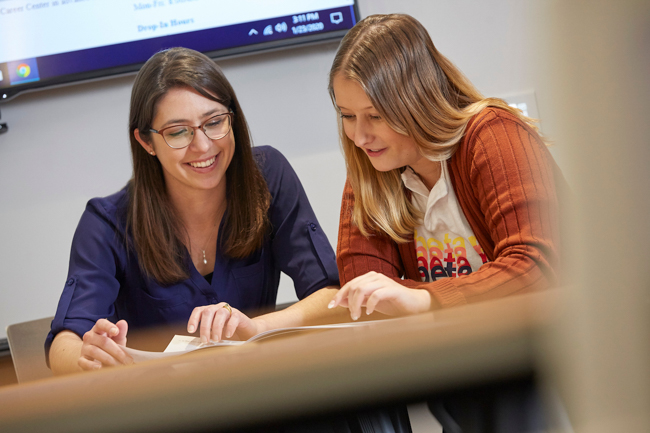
[6,317,54,383]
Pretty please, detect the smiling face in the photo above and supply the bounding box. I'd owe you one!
[332,75,428,173]
[134,87,235,200]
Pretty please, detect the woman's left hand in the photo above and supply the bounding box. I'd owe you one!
[187,302,261,343]
[328,271,432,320]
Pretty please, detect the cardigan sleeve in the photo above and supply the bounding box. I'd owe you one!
[336,179,422,290]
[336,108,563,309]
[424,108,562,305]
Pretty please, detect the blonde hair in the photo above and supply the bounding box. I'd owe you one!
[328,14,541,242]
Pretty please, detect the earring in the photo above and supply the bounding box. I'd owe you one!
[149,151,155,156]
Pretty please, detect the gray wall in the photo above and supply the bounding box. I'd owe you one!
[0,0,559,337]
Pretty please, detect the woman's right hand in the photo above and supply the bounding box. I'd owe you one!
[328,271,432,320]
[79,319,133,370]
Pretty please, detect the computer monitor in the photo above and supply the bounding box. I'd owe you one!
[0,0,360,102]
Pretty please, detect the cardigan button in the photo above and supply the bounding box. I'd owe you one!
[66,278,75,286]
[309,223,317,231]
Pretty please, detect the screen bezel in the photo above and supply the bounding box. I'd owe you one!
[0,3,360,103]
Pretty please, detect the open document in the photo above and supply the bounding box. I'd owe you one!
[121,320,389,363]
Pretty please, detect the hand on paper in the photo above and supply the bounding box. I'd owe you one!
[187,302,261,344]
[328,271,432,320]
[79,318,133,370]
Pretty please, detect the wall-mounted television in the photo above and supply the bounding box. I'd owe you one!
[0,0,360,102]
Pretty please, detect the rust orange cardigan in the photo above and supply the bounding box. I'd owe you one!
[336,108,566,309]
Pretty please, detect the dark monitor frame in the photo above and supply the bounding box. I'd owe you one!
[0,3,360,103]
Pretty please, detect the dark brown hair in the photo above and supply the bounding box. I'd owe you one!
[128,47,270,284]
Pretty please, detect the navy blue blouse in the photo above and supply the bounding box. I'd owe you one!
[45,146,339,355]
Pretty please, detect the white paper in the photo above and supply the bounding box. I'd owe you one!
[121,319,403,363]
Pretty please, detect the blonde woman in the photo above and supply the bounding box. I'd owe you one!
[326,14,565,432]
[328,14,565,321]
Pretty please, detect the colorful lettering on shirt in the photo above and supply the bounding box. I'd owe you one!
[415,230,485,282]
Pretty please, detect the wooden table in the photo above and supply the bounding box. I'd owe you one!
[0,291,558,432]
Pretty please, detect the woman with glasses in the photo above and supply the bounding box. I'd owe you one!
[46,47,341,374]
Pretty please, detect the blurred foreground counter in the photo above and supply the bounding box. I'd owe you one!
[0,290,559,432]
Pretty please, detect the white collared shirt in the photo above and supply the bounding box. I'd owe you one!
[401,161,488,282]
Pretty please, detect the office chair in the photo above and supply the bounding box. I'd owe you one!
[6,317,54,383]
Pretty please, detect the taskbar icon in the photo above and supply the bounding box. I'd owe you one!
[7,57,41,85]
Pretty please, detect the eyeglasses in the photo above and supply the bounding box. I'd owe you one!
[149,111,233,149]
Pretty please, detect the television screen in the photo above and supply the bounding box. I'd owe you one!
[0,0,360,102]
